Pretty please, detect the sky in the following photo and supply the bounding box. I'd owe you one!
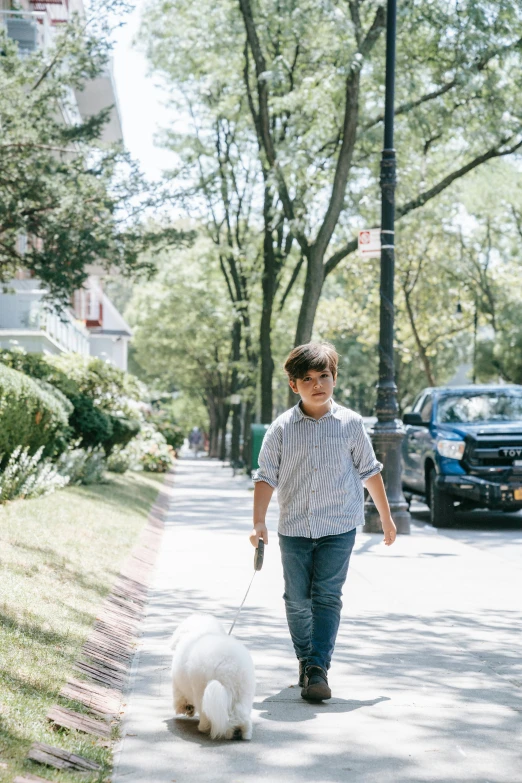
[112,1,176,181]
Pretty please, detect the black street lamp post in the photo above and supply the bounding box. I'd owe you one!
[364,0,411,534]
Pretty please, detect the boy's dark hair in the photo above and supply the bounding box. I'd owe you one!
[284,342,338,381]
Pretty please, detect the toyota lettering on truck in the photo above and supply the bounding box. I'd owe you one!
[401,385,522,527]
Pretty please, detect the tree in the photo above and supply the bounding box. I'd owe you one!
[242,0,522,342]
[451,164,522,384]
[0,3,188,307]
[238,0,522,343]
[163,100,262,445]
[140,10,299,421]
[314,192,500,410]
[142,0,522,418]
[126,240,249,458]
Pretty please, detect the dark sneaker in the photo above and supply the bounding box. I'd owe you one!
[301,666,331,702]
[298,659,307,688]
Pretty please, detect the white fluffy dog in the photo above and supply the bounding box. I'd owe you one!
[170,613,255,740]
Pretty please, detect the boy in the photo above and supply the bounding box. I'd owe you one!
[250,342,396,702]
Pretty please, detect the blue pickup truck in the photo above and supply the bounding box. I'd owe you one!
[402,385,522,527]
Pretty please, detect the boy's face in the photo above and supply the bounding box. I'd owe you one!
[289,368,336,409]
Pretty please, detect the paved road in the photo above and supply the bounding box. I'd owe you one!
[114,459,522,783]
[410,500,522,566]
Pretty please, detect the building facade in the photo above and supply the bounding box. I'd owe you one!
[0,0,132,371]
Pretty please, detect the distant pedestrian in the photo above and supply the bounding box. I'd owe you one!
[189,427,204,458]
[250,342,396,701]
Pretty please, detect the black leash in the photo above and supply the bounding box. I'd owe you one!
[228,540,264,635]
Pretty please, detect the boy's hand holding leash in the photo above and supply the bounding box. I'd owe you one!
[249,522,268,548]
[250,481,272,548]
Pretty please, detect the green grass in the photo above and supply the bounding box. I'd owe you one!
[0,471,166,783]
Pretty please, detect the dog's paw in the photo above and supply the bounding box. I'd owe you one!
[174,697,194,716]
[236,722,252,741]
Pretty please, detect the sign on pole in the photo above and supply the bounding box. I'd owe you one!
[358,228,381,258]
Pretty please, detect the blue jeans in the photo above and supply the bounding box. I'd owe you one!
[278,529,356,672]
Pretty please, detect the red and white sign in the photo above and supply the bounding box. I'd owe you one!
[358,228,381,258]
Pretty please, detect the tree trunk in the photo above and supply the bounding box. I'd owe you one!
[286,249,324,408]
[260,316,274,422]
[293,249,324,345]
[260,187,277,422]
[207,395,220,458]
[219,402,230,461]
[403,285,436,386]
[242,397,254,474]
[231,403,242,462]
[230,318,242,462]
[286,383,300,411]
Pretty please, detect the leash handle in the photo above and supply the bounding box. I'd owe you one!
[254,539,264,571]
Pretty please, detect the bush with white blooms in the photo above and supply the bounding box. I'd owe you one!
[107,422,175,474]
[0,446,69,503]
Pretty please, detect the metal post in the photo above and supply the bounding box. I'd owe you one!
[364,0,411,534]
[472,300,478,384]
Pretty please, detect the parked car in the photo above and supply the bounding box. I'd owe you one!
[402,385,522,527]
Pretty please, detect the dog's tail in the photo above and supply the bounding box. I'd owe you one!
[202,680,229,739]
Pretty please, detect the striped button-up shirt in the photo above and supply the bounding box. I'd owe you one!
[252,400,382,537]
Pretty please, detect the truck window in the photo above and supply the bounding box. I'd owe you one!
[412,393,426,413]
[420,395,433,423]
[437,392,522,423]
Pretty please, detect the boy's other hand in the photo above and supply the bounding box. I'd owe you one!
[250,523,268,547]
[382,517,397,546]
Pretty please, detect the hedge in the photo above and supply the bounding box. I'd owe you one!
[104,416,141,456]
[68,393,114,450]
[0,351,142,453]
[0,364,71,462]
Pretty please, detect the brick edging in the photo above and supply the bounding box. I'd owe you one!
[22,469,175,777]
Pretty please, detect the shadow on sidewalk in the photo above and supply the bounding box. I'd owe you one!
[163,716,232,746]
[255,688,390,722]
[117,459,522,781]
[411,505,522,532]
[144,584,522,722]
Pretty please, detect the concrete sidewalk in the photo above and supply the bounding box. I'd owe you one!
[113,459,522,783]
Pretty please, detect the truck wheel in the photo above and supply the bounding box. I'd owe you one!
[428,468,456,528]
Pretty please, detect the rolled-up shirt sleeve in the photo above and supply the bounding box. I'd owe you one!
[351,416,383,481]
[252,423,282,489]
